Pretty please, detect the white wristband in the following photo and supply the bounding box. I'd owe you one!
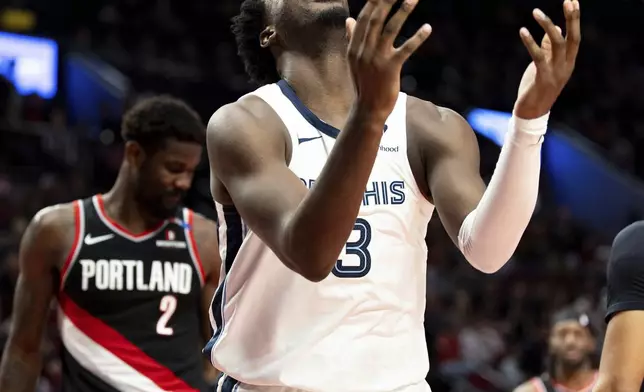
[507,112,550,146]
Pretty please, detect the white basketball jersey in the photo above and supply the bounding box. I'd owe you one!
[205,81,435,392]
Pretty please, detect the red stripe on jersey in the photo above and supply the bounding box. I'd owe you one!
[58,293,199,392]
[186,210,206,283]
[60,200,82,288]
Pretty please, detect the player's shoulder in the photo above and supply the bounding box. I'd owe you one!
[188,210,217,236]
[207,94,284,142]
[608,221,644,276]
[406,95,475,153]
[30,201,78,234]
[207,95,288,164]
[611,221,644,261]
[21,201,79,264]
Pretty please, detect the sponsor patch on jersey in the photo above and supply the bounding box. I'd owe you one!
[156,239,187,249]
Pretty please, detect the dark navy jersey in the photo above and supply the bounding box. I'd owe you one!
[57,195,208,392]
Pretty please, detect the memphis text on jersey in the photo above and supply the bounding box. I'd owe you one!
[300,179,406,206]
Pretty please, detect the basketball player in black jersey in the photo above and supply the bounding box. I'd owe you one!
[0,96,222,392]
[514,309,598,392]
[594,222,644,392]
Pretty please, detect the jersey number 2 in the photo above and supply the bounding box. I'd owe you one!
[156,295,177,336]
[332,218,372,278]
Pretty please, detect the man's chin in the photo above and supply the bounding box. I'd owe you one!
[559,355,586,369]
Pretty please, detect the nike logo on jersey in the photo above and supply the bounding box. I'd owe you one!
[84,233,115,245]
[299,126,386,144]
[298,136,322,144]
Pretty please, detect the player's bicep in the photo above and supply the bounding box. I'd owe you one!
[426,109,485,243]
[207,101,308,263]
[597,311,644,391]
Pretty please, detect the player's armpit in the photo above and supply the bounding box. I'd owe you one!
[595,310,644,392]
[208,95,386,281]
[0,205,70,392]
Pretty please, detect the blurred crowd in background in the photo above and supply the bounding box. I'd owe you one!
[1,0,642,391]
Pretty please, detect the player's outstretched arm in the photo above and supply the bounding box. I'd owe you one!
[419,0,580,273]
[595,222,644,392]
[0,205,70,392]
[208,0,430,282]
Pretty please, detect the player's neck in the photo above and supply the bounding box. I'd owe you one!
[553,363,596,391]
[278,47,355,129]
[102,175,166,234]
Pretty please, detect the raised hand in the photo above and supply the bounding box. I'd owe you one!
[514,0,581,119]
[346,0,431,121]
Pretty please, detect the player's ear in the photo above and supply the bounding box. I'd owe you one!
[259,25,277,48]
[124,141,146,169]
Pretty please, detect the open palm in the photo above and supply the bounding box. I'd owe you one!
[515,1,581,119]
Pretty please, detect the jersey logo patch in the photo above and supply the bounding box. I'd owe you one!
[156,239,187,249]
[84,233,115,245]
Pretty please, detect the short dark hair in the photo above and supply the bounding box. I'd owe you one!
[231,0,280,85]
[121,95,205,151]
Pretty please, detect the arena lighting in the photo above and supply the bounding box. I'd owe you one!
[466,108,512,146]
[0,31,58,99]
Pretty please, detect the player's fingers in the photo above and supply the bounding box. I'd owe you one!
[533,8,565,64]
[394,24,432,62]
[380,0,419,48]
[519,27,546,66]
[347,1,376,59]
[364,0,396,55]
[540,26,561,61]
[564,0,581,63]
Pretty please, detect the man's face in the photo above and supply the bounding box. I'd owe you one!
[132,140,202,219]
[549,320,595,368]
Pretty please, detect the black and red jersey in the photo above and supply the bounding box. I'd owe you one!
[57,194,208,392]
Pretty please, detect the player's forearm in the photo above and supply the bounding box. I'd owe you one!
[458,113,548,273]
[285,106,385,281]
[0,346,42,392]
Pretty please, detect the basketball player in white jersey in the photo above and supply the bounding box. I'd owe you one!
[205,0,581,391]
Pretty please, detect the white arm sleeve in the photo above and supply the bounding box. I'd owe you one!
[457,112,549,273]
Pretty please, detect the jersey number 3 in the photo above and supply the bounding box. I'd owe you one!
[332,218,372,278]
